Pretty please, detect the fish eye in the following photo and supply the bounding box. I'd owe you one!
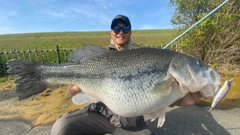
[197,61,200,65]
[196,60,203,67]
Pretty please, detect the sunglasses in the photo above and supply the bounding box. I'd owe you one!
[112,26,130,34]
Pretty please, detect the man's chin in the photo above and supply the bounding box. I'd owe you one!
[116,41,127,45]
[117,43,126,47]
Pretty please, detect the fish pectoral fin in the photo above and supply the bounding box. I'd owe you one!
[153,79,179,96]
[148,108,166,128]
[71,92,99,105]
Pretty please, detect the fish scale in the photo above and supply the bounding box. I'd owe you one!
[7,44,221,127]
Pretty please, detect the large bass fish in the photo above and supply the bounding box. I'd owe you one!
[7,44,221,127]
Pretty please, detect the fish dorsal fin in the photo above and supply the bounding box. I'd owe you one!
[71,92,99,105]
[68,44,111,62]
[148,108,166,128]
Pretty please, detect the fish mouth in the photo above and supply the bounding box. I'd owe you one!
[198,67,221,98]
[188,64,220,98]
[168,63,221,99]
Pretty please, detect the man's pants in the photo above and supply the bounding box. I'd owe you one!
[50,107,152,135]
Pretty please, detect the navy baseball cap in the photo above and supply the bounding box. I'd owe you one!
[111,15,131,30]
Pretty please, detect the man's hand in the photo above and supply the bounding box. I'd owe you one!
[170,92,202,107]
[67,84,81,96]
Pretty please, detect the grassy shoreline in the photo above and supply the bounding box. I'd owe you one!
[0,29,179,50]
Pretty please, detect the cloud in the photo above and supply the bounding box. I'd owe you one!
[0,9,17,34]
[0,26,12,34]
[33,1,112,25]
[26,0,57,7]
[39,9,77,19]
[71,7,111,25]
[92,0,137,8]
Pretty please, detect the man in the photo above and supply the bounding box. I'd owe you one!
[51,15,201,135]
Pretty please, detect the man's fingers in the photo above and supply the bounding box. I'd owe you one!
[169,92,202,107]
[189,92,202,103]
[67,85,81,96]
[169,98,182,107]
[179,93,195,106]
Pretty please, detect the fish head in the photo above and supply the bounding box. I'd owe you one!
[167,55,221,98]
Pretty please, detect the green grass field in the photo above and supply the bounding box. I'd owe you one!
[0,29,180,50]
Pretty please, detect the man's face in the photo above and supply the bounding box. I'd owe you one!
[110,21,132,47]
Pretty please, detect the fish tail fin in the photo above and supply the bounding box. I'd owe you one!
[7,59,48,100]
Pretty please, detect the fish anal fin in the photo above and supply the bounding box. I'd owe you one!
[148,108,166,128]
[71,92,99,105]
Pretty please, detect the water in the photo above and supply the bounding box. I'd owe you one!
[222,76,240,99]
[200,75,240,109]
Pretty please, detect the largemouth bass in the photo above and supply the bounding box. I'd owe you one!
[7,44,221,127]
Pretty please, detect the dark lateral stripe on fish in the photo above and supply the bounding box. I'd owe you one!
[118,66,163,81]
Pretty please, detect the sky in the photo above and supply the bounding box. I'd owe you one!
[0,0,175,34]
